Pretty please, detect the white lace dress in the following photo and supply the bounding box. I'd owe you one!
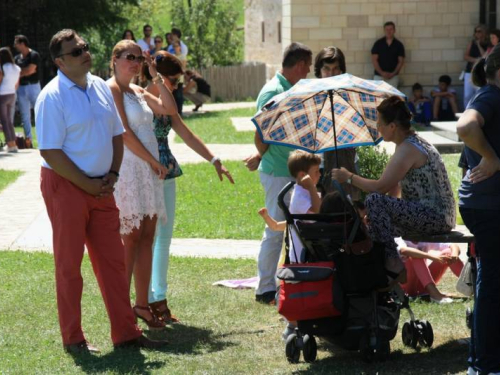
[114,91,166,235]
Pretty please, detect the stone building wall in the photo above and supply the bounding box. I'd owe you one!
[279,0,480,93]
[244,0,283,66]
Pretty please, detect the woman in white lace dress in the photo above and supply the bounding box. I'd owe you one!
[107,40,177,330]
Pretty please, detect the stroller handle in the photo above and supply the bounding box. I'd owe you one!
[277,180,362,231]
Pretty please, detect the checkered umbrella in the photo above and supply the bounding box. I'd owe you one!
[252,73,406,154]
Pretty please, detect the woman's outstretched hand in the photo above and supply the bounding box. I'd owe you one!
[214,160,235,184]
[331,167,351,183]
[143,50,158,78]
[469,156,500,183]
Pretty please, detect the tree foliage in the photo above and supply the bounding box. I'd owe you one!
[170,0,243,69]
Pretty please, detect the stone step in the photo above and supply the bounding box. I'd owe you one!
[430,121,460,142]
[418,130,463,154]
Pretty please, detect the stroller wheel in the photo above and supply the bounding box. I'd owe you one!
[302,334,317,363]
[419,321,434,348]
[466,307,473,330]
[375,340,390,362]
[360,335,375,363]
[285,334,301,364]
[402,322,413,347]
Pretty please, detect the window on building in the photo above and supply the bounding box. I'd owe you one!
[261,22,265,42]
[278,21,281,43]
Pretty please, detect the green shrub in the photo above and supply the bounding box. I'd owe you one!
[357,146,390,180]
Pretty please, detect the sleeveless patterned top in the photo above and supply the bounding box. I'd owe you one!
[400,133,456,229]
[153,114,183,180]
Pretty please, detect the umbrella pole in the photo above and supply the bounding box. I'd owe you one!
[328,90,339,169]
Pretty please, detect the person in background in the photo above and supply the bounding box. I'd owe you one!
[143,51,233,323]
[14,34,41,149]
[456,43,500,375]
[314,46,360,199]
[0,47,21,152]
[463,24,489,108]
[244,42,313,305]
[167,28,188,115]
[408,82,432,126]
[371,21,405,88]
[486,29,500,55]
[150,35,163,55]
[137,24,154,52]
[396,238,463,303]
[122,29,136,42]
[431,75,459,121]
[183,69,211,112]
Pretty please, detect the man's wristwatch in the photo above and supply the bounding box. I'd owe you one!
[347,173,354,185]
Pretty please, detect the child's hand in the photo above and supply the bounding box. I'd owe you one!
[298,174,315,190]
[258,208,268,218]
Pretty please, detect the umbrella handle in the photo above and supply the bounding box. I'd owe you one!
[328,90,339,169]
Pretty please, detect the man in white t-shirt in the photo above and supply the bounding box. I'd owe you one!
[137,24,154,52]
[35,28,166,353]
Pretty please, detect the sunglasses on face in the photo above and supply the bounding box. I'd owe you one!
[155,40,162,44]
[167,76,180,86]
[122,53,146,63]
[58,43,90,58]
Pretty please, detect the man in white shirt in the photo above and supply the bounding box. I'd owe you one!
[35,28,166,354]
[137,24,154,52]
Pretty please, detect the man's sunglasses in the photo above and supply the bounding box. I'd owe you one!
[155,40,162,44]
[57,43,90,58]
[122,53,146,63]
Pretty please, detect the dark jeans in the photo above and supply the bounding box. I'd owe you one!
[173,83,184,116]
[460,207,500,374]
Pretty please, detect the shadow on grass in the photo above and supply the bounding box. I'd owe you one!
[71,348,160,375]
[69,324,238,374]
[295,338,469,375]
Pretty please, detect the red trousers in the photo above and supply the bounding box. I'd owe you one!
[401,249,464,296]
[40,167,142,345]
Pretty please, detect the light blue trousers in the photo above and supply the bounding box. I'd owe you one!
[149,178,176,303]
[17,83,40,139]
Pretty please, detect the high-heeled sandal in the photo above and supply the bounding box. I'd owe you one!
[149,299,180,324]
[133,305,166,330]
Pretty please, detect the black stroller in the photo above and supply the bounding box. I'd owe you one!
[276,181,434,363]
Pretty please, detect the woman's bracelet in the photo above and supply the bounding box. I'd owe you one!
[210,156,220,165]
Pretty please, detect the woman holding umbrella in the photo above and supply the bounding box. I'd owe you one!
[332,96,456,281]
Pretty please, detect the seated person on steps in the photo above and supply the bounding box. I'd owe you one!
[431,75,459,121]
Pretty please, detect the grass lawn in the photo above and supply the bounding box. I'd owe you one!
[175,160,264,239]
[0,169,23,192]
[0,251,471,374]
[175,108,256,144]
[174,154,465,240]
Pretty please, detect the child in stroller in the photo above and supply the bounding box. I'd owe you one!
[266,181,434,363]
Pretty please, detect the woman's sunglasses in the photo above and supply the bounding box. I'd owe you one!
[122,53,146,63]
[57,43,90,58]
[167,76,180,86]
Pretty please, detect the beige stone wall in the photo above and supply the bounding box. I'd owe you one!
[279,0,479,90]
[244,0,283,65]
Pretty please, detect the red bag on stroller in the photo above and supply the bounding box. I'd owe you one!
[277,261,341,322]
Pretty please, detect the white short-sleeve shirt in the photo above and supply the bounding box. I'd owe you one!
[0,63,21,95]
[137,38,154,52]
[289,184,314,263]
[35,70,124,177]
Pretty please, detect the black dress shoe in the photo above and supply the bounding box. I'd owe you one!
[64,340,100,354]
[255,291,276,305]
[114,334,168,350]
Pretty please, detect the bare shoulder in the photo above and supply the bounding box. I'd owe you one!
[130,83,144,95]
